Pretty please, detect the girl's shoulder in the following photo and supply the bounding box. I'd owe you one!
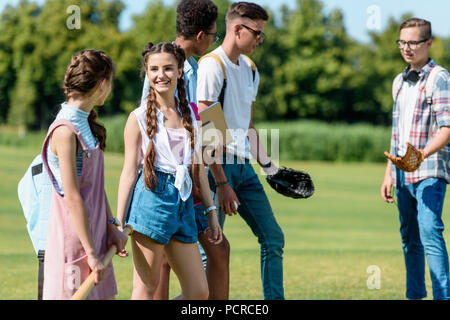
[133,103,147,116]
[48,119,79,140]
[52,124,77,139]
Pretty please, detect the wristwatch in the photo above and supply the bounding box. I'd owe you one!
[261,161,272,168]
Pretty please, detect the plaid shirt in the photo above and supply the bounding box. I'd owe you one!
[390,59,450,185]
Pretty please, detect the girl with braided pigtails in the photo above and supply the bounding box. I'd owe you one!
[116,42,222,300]
[42,50,128,300]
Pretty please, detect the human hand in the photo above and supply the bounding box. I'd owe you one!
[216,184,240,216]
[206,210,223,244]
[87,254,106,285]
[107,223,129,258]
[384,142,424,172]
[380,175,394,203]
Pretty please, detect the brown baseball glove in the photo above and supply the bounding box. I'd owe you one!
[384,142,425,172]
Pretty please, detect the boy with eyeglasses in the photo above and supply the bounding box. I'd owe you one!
[381,17,450,300]
[197,2,285,300]
[139,0,231,300]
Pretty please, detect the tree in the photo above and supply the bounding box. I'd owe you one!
[128,0,176,51]
[271,0,356,121]
[0,3,18,124]
[0,0,128,129]
[248,6,287,121]
[0,1,40,130]
[0,0,448,129]
[33,0,127,125]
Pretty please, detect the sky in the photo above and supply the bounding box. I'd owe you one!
[1,0,449,43]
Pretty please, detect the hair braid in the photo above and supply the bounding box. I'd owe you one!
[140,41,200,194]
[63,50,115,151]
[177,73,200,198]
[143,85,159,190]
[88,109,107,150]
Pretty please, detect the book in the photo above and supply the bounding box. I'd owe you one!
[198,102,233,148]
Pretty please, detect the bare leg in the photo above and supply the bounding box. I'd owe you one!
[198,231,230,300]
[130,232,165,300]
[153,254,171,300]
[165,239,209,300]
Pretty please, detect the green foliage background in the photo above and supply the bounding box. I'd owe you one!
[1,0,448,131]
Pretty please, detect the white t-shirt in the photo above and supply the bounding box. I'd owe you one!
[197,46,260,159]
[396,78,421,156]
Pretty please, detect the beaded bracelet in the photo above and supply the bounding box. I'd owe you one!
[204,205,217,215]
[215,181,228,188]
[107,218,120,226]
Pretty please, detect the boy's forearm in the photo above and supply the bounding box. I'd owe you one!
[423,126,450,158]
[384,159,392,177]
[208,162,227,184]
[248,121,271,166]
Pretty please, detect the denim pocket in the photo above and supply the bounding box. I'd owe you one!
[140,171,168,194]
[151,176,167,194]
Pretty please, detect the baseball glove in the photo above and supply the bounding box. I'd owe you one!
[266,167,314,199]
[384,142,425,172]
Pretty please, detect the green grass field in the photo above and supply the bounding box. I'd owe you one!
[1,144,449,300]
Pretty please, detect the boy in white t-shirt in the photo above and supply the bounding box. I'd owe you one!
[197,2,285,300]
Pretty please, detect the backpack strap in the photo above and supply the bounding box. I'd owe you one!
[425,65,445,107]
[199,53,258,110]
[41,119,89,196]
[423,65,446,141]
[242,54,256,82]
[392,74,403,102]
[199,53,227,108]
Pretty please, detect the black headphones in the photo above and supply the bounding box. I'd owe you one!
[402,67,420,84]
[402,58,430,84]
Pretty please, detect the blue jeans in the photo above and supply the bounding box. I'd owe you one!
[396,169,449,299]
[208,156,285,300]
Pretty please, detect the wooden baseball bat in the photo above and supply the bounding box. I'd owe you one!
[70,225,133,300]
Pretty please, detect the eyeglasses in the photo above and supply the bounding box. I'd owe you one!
[396,39,429,50]
[205,32,220,43]
[240,24,265,40]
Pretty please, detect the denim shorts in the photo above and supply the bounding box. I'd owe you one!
[126,169,197,245]
[195,203,209,233]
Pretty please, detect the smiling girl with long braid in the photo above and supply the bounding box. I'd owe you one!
[116,42,222,300]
